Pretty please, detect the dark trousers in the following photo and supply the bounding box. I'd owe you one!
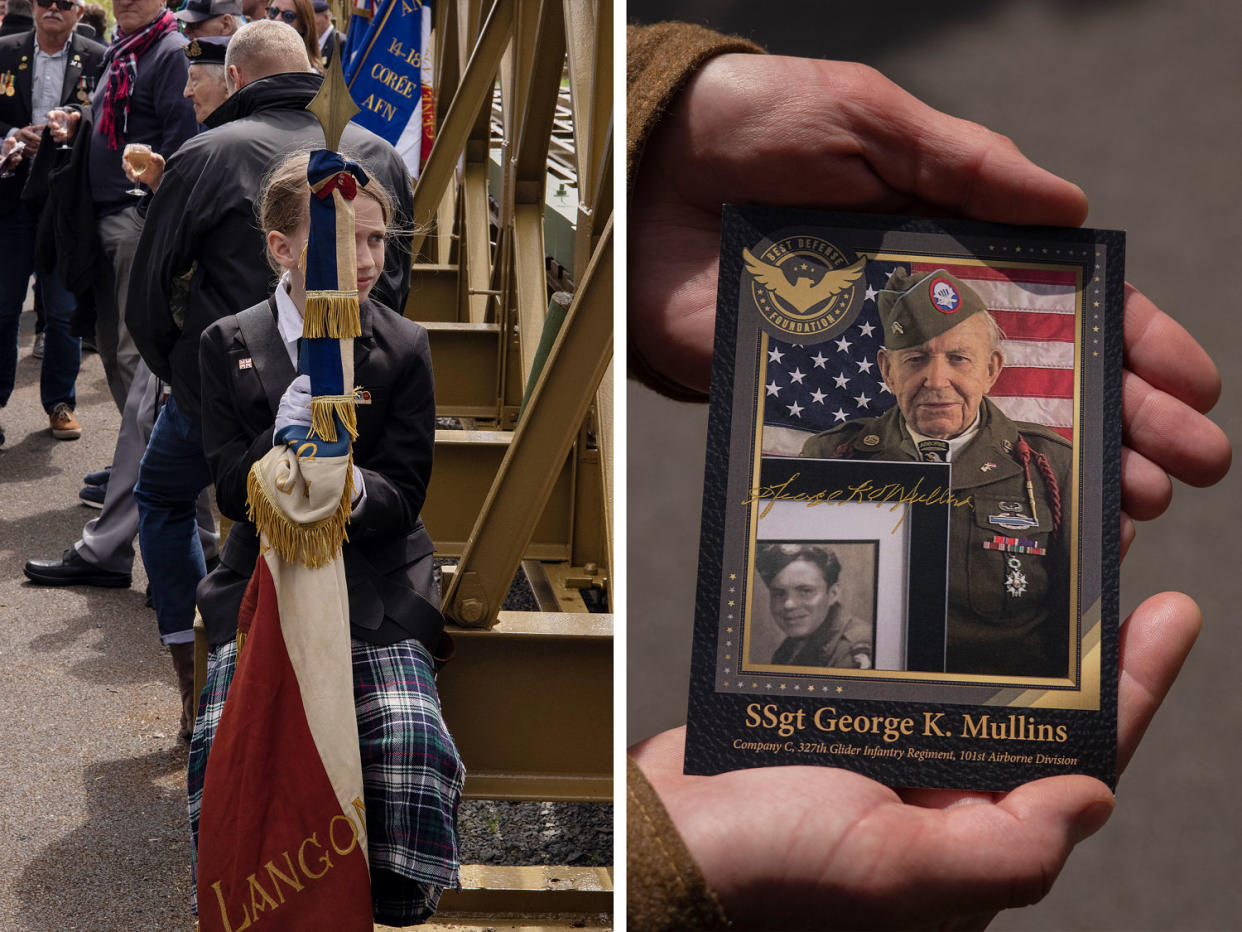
[0,210,81,412]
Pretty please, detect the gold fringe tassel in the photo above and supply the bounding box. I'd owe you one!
[308,396,358,443]
[303,291,361,339]
[245,454,354,570]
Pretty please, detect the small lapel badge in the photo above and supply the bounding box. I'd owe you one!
[238,357,253,370]
[863,434,880,446]
[354,389,372,405]
[980,461,997,471]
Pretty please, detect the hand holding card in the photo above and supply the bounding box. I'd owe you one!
[634,591,1200,930]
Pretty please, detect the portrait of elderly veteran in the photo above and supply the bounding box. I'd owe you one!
[800,267,1071,678]
[755,543,872,669]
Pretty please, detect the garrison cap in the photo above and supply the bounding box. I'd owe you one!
[877,268,988,350]
[175,0,241,22]
[184,35,230,64]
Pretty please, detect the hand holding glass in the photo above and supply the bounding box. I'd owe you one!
[123,143,152,196]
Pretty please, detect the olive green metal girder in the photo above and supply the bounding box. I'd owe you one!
[442,216,612,628]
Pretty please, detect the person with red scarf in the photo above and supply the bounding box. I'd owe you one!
[48,0,196,413]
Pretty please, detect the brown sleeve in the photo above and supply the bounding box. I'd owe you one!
[626,23,763,402]
[627,757,731,930]
[626,22,763,195]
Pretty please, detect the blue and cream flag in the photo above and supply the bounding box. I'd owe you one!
[344,0,433,177]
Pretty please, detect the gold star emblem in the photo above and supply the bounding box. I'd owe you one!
[836,686,843,693]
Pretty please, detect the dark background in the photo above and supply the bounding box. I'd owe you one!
[626,1,1242,928]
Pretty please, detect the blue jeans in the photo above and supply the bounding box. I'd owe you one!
[0,211,81,411]
[134,394,213,645]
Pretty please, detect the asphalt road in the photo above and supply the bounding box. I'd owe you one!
[0,313,192,929]
[627,1,1242,928]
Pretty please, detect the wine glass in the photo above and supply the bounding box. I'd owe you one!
[123,143,152,197]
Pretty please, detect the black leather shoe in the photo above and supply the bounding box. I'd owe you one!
[24,549,132,588]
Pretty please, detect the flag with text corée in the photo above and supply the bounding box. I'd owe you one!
[345,0,433,177]
[762,259,1078,455]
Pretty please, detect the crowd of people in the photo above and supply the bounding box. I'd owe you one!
[1,0,460,923]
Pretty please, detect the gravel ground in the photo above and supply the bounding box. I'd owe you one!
[0,311,610,930]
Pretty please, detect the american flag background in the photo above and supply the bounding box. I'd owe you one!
[761,258,1080,455]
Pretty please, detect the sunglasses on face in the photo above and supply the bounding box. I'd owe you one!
[265,7,297,22]
[35,0,79,10]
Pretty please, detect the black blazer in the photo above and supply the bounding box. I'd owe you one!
[196,296,442,650]
[0,29,105,215]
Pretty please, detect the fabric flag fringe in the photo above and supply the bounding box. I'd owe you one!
[303,292,362,339]
[309,395,360,443]
[246,450,356,570]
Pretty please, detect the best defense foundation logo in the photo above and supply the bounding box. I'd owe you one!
[743,236,866,341]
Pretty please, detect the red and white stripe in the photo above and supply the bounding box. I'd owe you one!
[912,262,1079,441]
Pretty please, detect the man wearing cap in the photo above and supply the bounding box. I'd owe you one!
[313,0,342,70]
[0,0,103,445]
[175,0,239,40]
[180,34,229,124]
[801,268,1072,678]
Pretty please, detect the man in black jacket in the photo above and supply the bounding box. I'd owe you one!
[0,0,103,445]
[0,0,34,36]
[124,18,413,734]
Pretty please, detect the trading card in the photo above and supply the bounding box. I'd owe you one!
[683,207,1123,790]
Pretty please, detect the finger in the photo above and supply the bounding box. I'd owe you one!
[1115,592,1200,774]
[1122,369,1231,487]
[1120,446,1173,521]
[844,64,1089,227]
[1120,512,1135,560]
[1123,284,1220,413]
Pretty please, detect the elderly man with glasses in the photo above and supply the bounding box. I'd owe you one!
[0,0,103,446]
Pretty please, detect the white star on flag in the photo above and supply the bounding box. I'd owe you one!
[766,380,781,397]
[832,408,848,423]
[864,284,877,302]
[834,336,852,353]
[810,388,827,404]
[858,321,876,337]
[768,346,784,364]
[786,401,804,417]
[789,367,806,384]
[811,351,829,368]
[879,381,892,394]
[854,392,871,409]
[857,358,874,374]
[832,372,850,389]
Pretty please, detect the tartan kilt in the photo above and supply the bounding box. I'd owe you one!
[188,637,465,925]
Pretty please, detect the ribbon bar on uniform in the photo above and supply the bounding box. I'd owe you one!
[983,535,1046,555]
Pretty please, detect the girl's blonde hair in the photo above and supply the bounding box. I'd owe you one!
[258,149,395,273]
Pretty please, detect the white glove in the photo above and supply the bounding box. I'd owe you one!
[273,374,313,440]
[350,464,365,507]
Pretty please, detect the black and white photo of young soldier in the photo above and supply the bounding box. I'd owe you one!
[755,543,873,669]
[801,268,1071,678]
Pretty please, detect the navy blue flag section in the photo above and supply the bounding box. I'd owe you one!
[341,0,374,74]
[344,0,431,175]
[763,258,907,434]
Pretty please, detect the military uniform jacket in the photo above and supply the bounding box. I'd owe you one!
[801,398,1072,677]
[771,602,871,668]
[195,296,441,651]
[0,29,105,217]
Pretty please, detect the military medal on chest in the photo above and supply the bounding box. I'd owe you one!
[1004,556,1028,598]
